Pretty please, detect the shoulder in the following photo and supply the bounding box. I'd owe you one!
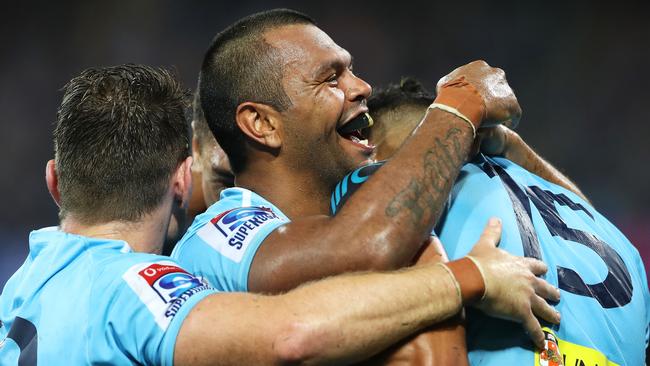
[170,188,290,291]
[90,253,215,364]
[96,253,215,329]
[174,187,290,255]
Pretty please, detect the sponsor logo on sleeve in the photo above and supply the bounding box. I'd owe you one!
[196,206,287,263]
[122,261,211,330]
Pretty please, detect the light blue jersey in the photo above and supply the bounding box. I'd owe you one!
[0,227,216,365]
[172,187,290,292]
[331,156,650,366]
[435,155,649,366]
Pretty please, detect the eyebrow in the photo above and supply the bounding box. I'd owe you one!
[313,51,353,79]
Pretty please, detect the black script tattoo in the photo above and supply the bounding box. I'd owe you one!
[386,127,467,228]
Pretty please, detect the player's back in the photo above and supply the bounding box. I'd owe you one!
[0,227,207,365]
[436,155,649,366]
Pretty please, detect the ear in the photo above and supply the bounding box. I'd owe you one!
[172,156,193,209]
[45,159,61,207]
[235,102,283,149]
[191,131,203,173]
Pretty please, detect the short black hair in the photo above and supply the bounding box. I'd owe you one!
[368,77,435,115]
[55,64,190,224]
[199,8,315,173]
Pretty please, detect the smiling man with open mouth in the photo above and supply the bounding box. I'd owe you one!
[171,8,560,363]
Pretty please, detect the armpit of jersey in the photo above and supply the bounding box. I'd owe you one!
[121,261,212,330]
[196,206,288,263]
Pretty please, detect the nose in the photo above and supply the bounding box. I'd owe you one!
[347,72,372,103]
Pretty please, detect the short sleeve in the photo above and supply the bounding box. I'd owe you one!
[173,200,290,292]
[92,258,217,365]
[634,252,650,349]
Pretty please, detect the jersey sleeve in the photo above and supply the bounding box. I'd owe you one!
[91,258,217,366]
[172,190,290,292]
[634,251,650,348]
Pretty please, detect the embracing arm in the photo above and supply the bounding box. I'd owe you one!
[176,260,461,366]
[175,222,560,365]
[249,61,520,293]
[480,125,589,202]
[364,237,469,366]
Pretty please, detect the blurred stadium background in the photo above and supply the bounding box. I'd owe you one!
[1,0,648,286]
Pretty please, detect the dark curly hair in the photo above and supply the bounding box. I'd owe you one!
[368,77,435,115]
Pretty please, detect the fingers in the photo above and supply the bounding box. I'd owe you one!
[474,218,502,249]
[509,99,523,127]
[533,276,561,303]
[522,257,548,276]
[522,310,545,349]
[477,127,505,156]
[429,236,449,262]
[502,118,517,129]
[531,293,561,325]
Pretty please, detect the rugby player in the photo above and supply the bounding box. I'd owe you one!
[0,64,560,365]
[330,78,650,365]
[171,7,562,350]
[189,90,234,213]
[164,91,234,256]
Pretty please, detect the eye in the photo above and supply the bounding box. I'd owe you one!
[326,73,339,86]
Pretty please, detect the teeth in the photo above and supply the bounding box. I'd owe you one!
[347,135,369,146]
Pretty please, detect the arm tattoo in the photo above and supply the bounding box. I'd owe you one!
[386,127,467,227]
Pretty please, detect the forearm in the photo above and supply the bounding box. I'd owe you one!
[250,113,474,293]
[328,74,486,266]
[176,263,463,365]
[317,81,479,266]
[504,134,589,202]
[363,240,468,366]
[332,111,475,265]
[277,264,463,364]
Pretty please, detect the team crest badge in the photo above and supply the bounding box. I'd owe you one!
[538,329,564,366]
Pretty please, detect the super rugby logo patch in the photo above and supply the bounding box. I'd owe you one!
[122,261,211,330]
[197,206,286,263]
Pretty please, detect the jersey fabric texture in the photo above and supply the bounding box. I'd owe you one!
[171,187,290,292]
[331,156,650,366]
[0,227,216,365]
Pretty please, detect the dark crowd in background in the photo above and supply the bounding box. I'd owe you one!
[1,0,649,285]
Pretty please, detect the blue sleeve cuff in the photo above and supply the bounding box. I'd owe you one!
[161,288,219,366]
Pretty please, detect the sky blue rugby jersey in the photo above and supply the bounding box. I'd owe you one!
[0,227,216,365]
[171,187,290,292]
[331,156,650,366]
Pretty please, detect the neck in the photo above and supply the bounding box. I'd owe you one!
[236,162,333,218]
[60,203,172,255]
